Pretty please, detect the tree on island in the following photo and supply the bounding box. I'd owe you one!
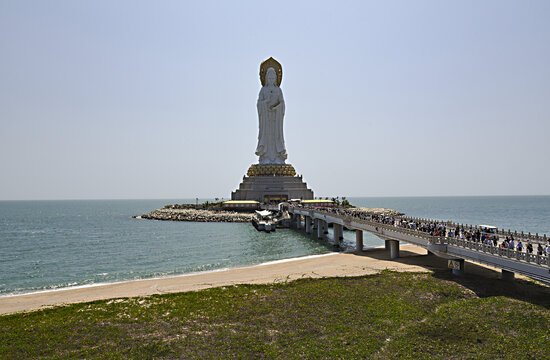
[341,196,351,208]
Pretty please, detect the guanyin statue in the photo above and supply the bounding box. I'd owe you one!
[255,57,287,165]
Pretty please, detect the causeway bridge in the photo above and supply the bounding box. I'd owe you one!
[287,206,550,284]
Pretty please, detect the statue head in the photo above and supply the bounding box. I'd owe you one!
[259,57,282,86]
[266,68,277,86]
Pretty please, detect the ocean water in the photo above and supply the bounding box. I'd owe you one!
[0,196,548,296]
[349,196,550,235]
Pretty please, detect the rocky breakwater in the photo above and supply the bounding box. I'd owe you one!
[139,207,255,223]
[345,207,404,217]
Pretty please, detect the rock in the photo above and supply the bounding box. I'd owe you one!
[138,206,255,223]
[345,207,404,217]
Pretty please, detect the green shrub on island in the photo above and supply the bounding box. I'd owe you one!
[330,196,354,208]
[1,271,548,359]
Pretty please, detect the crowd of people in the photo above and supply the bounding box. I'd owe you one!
[297,206,550,257]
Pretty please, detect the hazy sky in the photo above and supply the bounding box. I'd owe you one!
[1,1,549,200]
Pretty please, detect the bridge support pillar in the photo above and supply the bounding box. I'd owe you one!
[385,239,390,251]
[305,216,312,234]
[451,259,465,276]
[501,269,515,281]
[317,220,324,240]
[296,215,302,230]
[333,223,344,243]
[323,221,329,234]
[388,240,399,259]
[355,230,363,251]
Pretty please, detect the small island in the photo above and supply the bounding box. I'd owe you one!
[138,203,255,223]
[137,200,404,223]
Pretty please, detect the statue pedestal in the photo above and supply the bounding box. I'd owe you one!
[231,164,314,203]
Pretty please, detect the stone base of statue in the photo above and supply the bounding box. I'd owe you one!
[231,164,314,203]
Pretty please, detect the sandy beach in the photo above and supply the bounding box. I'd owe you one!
[0,245,503,316]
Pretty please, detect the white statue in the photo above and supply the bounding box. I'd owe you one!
[255,58,287,165]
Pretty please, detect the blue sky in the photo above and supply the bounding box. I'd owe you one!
[1,0,549,200]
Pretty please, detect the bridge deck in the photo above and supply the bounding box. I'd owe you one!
[289,207,550,284]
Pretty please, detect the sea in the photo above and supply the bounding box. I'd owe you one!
[1,196,549,297]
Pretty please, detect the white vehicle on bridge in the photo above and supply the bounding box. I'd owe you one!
[479,225,499,242]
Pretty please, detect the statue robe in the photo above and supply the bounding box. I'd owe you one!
[255,85,287,164]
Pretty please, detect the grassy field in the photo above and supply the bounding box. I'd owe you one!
[1,270,549,359]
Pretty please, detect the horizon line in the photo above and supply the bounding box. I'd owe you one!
[1,194,549,202]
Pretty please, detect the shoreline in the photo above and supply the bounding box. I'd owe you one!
[0,252,339,300]
[0,245,440,315]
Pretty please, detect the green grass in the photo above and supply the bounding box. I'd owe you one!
[1,271,549,359]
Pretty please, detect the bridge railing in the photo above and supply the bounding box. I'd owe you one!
[349,216,434,242]
[447,237,550,267]
[294,207,449,245]
[402,218,548,245]
[324,207,547,245]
